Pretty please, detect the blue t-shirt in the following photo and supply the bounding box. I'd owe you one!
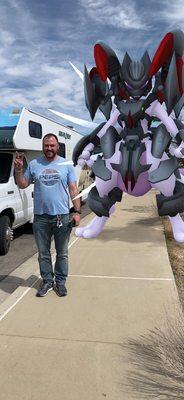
[24,156,76,215]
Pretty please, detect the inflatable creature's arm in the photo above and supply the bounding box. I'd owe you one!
[148,100,184,158]
[72,108,120,167]
[72,123,104,167]
[149,100,178,137]
[172,119,184,158]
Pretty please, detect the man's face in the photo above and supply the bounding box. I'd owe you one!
[43,136,59,160]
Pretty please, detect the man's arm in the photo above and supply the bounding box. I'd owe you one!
[14,152,30,188]
[68,182,81,211]
[68,182,81,226]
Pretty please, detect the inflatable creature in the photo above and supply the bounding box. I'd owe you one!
[72,30,184,242]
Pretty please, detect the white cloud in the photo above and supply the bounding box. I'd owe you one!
[79,0,148,30]
[6,66,33,77]
[0,30,15,46]
[0,88,30,108]
[0,62,86,119]
[159,0,184,25]
[31,66,85,109]
[3,0,38,43]
[0,53,8,68]
[0,3,87,117]
[0,0,149,118]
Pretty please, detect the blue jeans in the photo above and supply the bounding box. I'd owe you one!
[33,214,72,285]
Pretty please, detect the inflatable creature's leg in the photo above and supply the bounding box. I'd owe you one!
[146,140,184,243]
[168,214,184,243]
[75,174,121,238]
[156,180,184,243]
[75,205,115,239]
[75,144,122,238]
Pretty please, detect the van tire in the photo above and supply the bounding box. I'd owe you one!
[0,216,12,255]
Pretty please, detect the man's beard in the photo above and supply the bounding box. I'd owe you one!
[44,150,57,160]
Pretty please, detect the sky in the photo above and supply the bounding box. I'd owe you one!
[0,0,183,134]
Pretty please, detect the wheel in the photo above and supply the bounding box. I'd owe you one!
[0,216,13,255]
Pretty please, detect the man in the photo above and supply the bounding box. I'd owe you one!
[14,133,81,297]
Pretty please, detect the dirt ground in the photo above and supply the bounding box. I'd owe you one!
[160,158,184,309]
[162,216,184,309]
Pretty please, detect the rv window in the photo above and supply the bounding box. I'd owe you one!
[58,142,66,158]
[0,153,13,183]
[29,121,42,139]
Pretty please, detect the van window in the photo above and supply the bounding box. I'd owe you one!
[0,126,16,148]
[0,153,13,183]
[58,142,66,158]
[29,121,42,139]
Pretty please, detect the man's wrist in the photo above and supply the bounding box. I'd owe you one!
[73,209,81,214]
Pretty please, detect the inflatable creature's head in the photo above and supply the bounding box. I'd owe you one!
[120,51,152,99]
[84,30,184,119]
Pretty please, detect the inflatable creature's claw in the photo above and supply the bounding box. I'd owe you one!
[75,215,108,238]
[169,214,184,243]
[174,142,184,158]
[173,232,184,243]
[77,143,95,168]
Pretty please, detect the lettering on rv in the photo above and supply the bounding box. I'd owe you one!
[59,131,71,140]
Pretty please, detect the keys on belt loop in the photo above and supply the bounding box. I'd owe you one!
[56,215,63,228]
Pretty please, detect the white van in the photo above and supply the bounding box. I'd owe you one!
[0,107,92,255]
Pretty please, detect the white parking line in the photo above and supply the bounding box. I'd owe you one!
[68,274,173,281]
[69,237,79,248]
[0,281,40,322]
[0,237,80,322]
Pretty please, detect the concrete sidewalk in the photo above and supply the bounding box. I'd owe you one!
[0,190,181,400]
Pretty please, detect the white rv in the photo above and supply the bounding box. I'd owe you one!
[0,107,91,255]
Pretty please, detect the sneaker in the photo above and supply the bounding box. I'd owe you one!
[36,281,53,297]
[54,282,67,297]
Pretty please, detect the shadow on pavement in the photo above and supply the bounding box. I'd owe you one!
[0,274,39,294]
[13,222,33,239]
[97,217,164,245]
